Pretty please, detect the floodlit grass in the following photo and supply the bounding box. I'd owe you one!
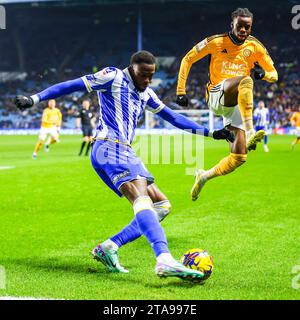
[0,134,299,300]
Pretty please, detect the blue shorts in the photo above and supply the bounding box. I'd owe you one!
[91,139,154,197]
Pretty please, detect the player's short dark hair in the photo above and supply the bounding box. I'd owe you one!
[231,8,253,21]
[130,50,156,65]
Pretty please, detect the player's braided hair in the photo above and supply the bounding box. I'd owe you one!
[231,8,253,20]
[130,50,156,65]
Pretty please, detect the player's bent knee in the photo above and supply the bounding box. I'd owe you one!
[133,196,153,215]
[153,200,172,222]
[238,76,253,91]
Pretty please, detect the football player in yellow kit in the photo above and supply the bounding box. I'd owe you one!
[32,99,62,159]
[291,106,300,150]
[176,7,278,201]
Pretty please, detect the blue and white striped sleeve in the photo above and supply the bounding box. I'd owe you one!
[81,67,117,92]
[145,88,166,114]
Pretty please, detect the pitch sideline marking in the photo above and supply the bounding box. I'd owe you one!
[0,166,15,170]
[0,296,63,300]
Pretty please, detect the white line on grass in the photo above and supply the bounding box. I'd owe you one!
[0,296,63,300]
[0,166,15,170]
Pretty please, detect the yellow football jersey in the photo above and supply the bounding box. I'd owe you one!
[177,33,278,96]
[41,107,62,129]
[291,112,300,127]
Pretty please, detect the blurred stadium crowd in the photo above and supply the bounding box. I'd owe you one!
[0,1,299,130]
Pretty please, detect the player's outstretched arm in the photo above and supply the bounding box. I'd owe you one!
[14,78,86,111]
[176,38,211,107]
[157,106,235,142]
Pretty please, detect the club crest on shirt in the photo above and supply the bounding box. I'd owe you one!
[243,49,252,58]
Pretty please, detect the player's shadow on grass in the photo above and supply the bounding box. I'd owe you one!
[146,280,206,289]
[2,257,147,284]
[2,256,114,277]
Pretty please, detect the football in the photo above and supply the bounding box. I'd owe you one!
[180,248,214,281]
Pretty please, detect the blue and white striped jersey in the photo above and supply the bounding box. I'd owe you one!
[81,67,165,144]
[254,107,270,127]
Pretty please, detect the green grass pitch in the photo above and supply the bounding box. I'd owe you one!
[0,134,299,300]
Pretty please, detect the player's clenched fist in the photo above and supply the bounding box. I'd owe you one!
[14,95,34,111]
[176,94,189,107]
[250,62,265,80]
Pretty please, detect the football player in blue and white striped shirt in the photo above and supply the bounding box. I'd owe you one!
[15,51,234,282]
[254,100,270,152]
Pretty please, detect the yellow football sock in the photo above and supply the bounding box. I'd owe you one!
[238,76,254,132]
[292,138,300,148]
[205,153,247,179]
[34,140,43,153]
[49,137,57,145]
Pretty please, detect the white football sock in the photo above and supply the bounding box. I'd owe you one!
[203,168,214,180]
[156,253,176,264]
[101,239,119,251]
